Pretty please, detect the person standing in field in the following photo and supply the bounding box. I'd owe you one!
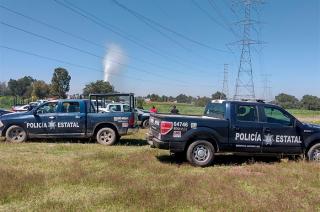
[150,105,158,113]
[170,105,179,114]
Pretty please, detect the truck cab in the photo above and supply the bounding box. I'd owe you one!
[147,100,320,166]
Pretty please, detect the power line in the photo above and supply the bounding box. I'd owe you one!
[207,0,240,38]
[53,0,222,76]
[0,45,216,88]
[112,0,229,53]
[0,21,197,85]
[53,0,199,70]
[190,0,228,32]
[0,4,211,77]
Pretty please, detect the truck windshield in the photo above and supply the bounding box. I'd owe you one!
[204,103,226,119]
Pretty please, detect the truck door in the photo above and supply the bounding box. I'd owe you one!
[26,101,59,135]
[54,101,86,136]
[229,103,263,152]
[261,106,303,154]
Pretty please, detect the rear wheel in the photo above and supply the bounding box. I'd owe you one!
[307,143,320,162]
[142,119,150,128]
[186,140,215,167]
[5,125,27,143]
[96,127,117,146]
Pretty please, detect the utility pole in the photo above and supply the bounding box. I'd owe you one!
[222,64,229,99]
[232,0,264,100]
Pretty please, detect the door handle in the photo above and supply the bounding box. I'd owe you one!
[264,128,271,133]
[49,116,56,119]
[233,126,240,132]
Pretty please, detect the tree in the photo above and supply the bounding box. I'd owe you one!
[83,80,114,96]
[32,80,50,99]
[8,76,34,98]
[147,94,161,102]
[0,82,9,96]
[50,68,71,98]
[274,93,300,109]
[301,95,320,110]
[195,96,211,107]
[176,94,189,103]
[212,91,226,100]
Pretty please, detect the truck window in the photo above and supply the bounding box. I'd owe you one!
[123,105,130,112]
[236,105,257,122]
[264,107,292,126]
[61,102,80,113]
[204,103,225,119]
[109,105,121,112]
[37,102,58,114]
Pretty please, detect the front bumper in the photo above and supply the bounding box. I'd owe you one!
[146,133,185,153]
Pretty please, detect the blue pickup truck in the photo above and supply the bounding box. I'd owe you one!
[0,93,138,145]
[147,100,320,166]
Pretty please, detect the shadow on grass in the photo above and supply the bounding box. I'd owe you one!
[116,138,148,146]
[157,154,281,166]
[16,137,148,146]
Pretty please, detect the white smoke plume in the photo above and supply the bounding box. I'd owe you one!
[103,44,126,82]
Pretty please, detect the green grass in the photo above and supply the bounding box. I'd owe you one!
[0,130,320,211]
[143,102,204,115]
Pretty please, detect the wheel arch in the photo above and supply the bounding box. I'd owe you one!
[184,129,220,153]
[2,123,28,137]
[93,123,119,138]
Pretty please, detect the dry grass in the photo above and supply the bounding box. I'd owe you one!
[0,130,319,211]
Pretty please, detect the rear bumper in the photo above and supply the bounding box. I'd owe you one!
[146,133,185,153]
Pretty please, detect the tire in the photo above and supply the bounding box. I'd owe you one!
[307,143,320,162]
[142,119,150,129]
[5,125,27,143]
[96,127,117,146]
[186,140,215,167]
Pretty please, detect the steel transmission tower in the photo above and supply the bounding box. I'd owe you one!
[222,64,229,99]
[232,0,264,100]
[261,74,272,102]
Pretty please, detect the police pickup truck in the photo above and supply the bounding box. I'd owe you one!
[147,100,320,167]
[0,93,138,145]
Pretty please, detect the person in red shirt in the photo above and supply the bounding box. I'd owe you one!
[149,105,158,113]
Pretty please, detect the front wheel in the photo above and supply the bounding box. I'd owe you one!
[186,140,215,167]
[142,119,150,128]
[307,143,320,162]
[96,127,117,146]
[5,125,27,143]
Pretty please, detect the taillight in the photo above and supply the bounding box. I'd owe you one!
[160,121,173,135]
[129,113,135,127]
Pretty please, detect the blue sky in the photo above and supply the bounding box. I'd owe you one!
[0,0,319,99]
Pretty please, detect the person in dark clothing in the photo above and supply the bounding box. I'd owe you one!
[170,105,179,114]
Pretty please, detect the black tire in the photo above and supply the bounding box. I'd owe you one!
[96,127,117,146]
[307,143,320,162]
[186,140,215,167]
[142,119,150,129]
[5,125,27,143]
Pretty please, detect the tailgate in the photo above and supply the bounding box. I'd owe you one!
[149,115,161,138]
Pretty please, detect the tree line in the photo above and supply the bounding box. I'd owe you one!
[1,67,319,110]
[0,67,71,99]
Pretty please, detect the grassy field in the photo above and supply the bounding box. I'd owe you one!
[144,102,320,123]
[0,130,320,211]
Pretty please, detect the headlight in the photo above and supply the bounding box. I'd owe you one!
[0,120,3,128]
